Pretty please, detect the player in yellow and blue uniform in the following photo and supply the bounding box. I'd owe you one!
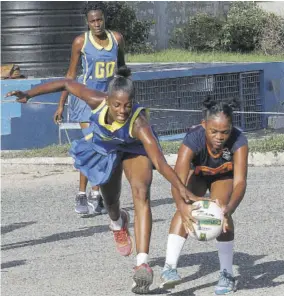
[70,100,150,186]
[53,2,125,215]
[7,66,202,294]
[160,97,248,295]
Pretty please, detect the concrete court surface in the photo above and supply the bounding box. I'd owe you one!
[1,164,284,296]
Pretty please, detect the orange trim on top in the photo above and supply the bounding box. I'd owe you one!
[195,162,233,176]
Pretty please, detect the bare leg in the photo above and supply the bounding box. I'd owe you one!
[123,155,154,294]
[99,163,123,221]
[210,178,234,241]
[123,155,152,254]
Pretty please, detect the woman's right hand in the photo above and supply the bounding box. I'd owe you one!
[54,106,64,124]
[177,202,197,234]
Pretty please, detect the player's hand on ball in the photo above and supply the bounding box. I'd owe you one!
[178,203,199,234]
[215,200,232,233]
[5,90,30,103]
[179,186,203,204]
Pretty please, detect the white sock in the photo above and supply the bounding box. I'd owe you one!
[110,214,123,231]
[136,253,148,266]
[78,191,86,195]
[164,234,186,270]
[216,241,234,275]
[91,190,100,198]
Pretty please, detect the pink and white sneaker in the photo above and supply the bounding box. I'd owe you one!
[110,209,133,257]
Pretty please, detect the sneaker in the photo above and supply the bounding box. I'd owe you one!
[132,263,153,294]
[110,209,133,256]
[88,191,108,215]
[160,264,182,289]
[75,193,89,214]
[215,269,236,295]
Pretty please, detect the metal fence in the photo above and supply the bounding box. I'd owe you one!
[133,70,263,137]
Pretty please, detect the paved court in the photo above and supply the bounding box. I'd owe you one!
[1,164,284,296]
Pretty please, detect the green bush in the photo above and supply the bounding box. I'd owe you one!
[103,2,153,54]
[170,2,284,55]
[220,2,267,52]
[258,13,284,55]
[170,13,224,51]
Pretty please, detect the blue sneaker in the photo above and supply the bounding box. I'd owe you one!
[160,264,181,289]
[75,193,89,214]
[215,269,236,295]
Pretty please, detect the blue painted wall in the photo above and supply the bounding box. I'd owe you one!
[1,62,283,150]
[1,78,83,150]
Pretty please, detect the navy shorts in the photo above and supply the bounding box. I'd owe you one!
[198,172,233,191]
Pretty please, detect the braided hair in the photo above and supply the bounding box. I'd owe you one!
[203,96,240,123]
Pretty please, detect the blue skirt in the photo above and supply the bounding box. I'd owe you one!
[70,138,122,186]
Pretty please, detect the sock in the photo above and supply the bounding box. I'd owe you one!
[216,241,234,275]
[136,253,148,266]
[78,191,86,195]
[91,190,100,198]
[164,234,186,270]
[110,214,123,231]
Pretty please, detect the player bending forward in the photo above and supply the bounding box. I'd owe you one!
[160,97,248,295]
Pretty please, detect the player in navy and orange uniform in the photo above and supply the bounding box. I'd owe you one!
[6,66,202,294]
[53,2,126,215]
[160,97,248,295]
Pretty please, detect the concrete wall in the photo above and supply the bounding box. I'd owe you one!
[1,62,283,150]
[129,1,230,50]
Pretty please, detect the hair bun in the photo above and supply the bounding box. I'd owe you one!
[115,66,132,78]
[227,98,240,110]
[203,96,217,109]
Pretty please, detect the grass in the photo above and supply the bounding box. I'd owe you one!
[127,49,284,63]
[2,134,284,159]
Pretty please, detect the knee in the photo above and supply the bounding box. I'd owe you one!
[131,183,150,203]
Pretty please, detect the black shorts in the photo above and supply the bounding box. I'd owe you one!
[198,172,233,191]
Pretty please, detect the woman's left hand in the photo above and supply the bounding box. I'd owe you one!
[5,90,30,103]
[215,200,233,233]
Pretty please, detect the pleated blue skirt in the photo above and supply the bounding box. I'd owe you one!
[70,138,122,186]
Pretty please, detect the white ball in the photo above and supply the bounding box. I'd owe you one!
[188,200,224,241]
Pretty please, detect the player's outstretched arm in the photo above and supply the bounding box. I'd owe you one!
[5,79,107,110]
[132,113,201,205]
